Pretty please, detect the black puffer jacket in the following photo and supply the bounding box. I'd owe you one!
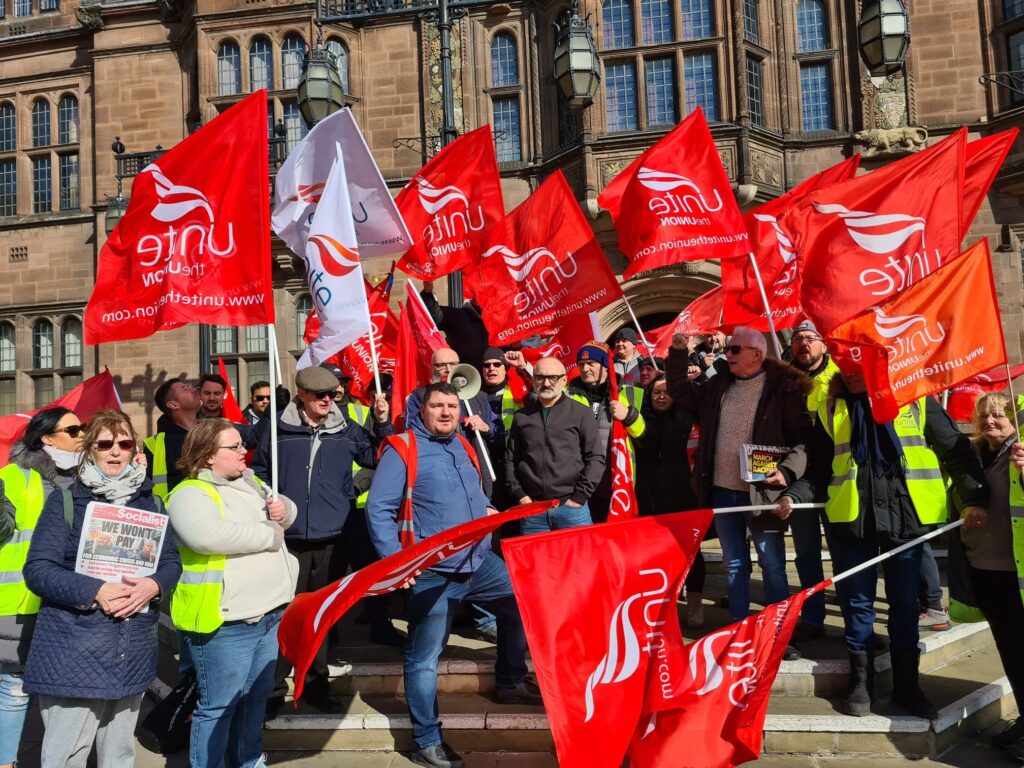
[665,348,813,530]
[420,290,489,370]
[635,398,698,517]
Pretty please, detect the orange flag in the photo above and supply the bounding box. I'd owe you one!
[828,239,1006,422]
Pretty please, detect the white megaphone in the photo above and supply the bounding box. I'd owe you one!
[448,363,497,483]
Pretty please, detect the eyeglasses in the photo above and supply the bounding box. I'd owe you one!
[792,334,821,345]
[253,395,271,402]
[482,361,505,369]
[54,424,87,438]
[726,345,756,355]
[534,374,565,384]
[216,443,246,453]
[433,362,457,371]
[95,439,136,452]
[309,390,335,400]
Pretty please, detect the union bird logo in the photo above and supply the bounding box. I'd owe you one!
[415,177,469,214]
[584,592,644,722]
[813,202,926,255]
[752,213,796,264]
[482,245,557,282]
[307,235,361,278]
[288,182,326,205]
[144,164,214,223]
[870,306,928,339]
[686,630,757,707]
[637,167,702,193]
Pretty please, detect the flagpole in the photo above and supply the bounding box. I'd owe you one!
[712,503,823,515]
[267,323,279,498]
[1008,363,1022,437]
[830,518,963,585]
[747,252,784,359]
[462,398,497,482]
[621,295,654,352]
[365,306,383,398]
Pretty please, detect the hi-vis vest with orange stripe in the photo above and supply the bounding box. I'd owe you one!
[380,430,481,549]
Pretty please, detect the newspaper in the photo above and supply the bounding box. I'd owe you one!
[75,501,168,583]
[740,444,790,483]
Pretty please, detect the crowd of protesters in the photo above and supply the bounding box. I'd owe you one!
[3,311,1024,768]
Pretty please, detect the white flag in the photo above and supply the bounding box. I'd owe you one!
[297,145,372,370]
[273,109,412,260]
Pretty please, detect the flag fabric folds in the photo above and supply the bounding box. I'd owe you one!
[501,510,713,768]
[946,364,1024,422]
[649,287,723,358]
[272,108,411,259]
[828,239,1006,422]
[391,285,447,429]
[471,171,622,345]
[963,129,1019,237]
[396,126,505,280]
[597,108,750,278]
[606,374,639,521]
[216,358,247,423]
[85,92,273,344]
[278,499,555,701]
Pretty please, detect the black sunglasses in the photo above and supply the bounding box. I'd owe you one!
[253,395,271,402]
[310,389,336,400]
[95,439,136,452]
[726,345,755,355]
[55,424,87,438]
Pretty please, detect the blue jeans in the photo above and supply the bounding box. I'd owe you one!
[830,536,922,653]
[788,506,830,627]
[183,609,282,768]
[519,500,592,535]
[405,552,528,749]
[0,663,29,765]
[712,487,789,622]
[918,543,942,611]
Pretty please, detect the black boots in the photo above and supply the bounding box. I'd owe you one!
[890,647,938,720]
[846,649,873,717]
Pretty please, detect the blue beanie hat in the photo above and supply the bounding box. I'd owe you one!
[577,341,610,369]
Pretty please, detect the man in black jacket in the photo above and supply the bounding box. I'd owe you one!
[420,282,489,370]
[505,357,604,534]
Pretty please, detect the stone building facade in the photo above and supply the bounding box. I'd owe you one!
[0,0,1022,432]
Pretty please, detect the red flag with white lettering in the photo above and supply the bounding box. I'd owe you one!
[598,108,749,278]
[721,156,861,332]
[85,92,272,344]
[338,274,399,401]
[828,239,1006,423]
[781,129,966,334]
[521,312,604,381]
[606,374,638,521]
[627,584,827,768]
[649,287,724,358]
[501,510,713,768]
[963,129,1019,237]
[0,370,122,465]
[279,499,555,701]
[471,171,622,345]
[946,364,1024,422]
[396,126,505,280]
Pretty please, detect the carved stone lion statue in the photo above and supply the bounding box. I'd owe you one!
[852,127,929,157]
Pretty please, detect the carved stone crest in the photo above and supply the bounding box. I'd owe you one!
[853,126,928,157]
[75,4,103,31]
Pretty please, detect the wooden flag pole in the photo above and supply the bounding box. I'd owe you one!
[747,252,784,359]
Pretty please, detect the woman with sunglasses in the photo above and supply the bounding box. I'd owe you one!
[168,419,298,768]
[0,407,84,768]
[21,409,181,767]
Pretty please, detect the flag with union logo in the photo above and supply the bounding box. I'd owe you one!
[298,146,373,370]
[720,156,860,332]
[827,239,1006,422]
[85,91,273,344]
[627,583,827,768]
[649,286,724,358]
[396,126,505,280]
[520,312,603,381]
[278,499,555,701]
[781,129,966,334]
[606,373,638,521]
[597,108,750,278]
[502,510,713,768]
[272,108,411,260]
[470,171,622,345]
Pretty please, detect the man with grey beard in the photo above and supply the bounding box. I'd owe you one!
[505,357,604,535]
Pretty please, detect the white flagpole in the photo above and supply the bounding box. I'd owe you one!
[365,308,383,398]
[267,323,279,498]
[622,295,654,352]
[747,252,784,359]
[711,502,824,515]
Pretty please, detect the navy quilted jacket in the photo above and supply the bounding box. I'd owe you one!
[22,479,181,699]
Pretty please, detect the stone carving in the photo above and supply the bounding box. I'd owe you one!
[600,159,630,190]
[716,145,736,180]
[750,149,781,187]
[75,4,103,31]
[853,126,928,157]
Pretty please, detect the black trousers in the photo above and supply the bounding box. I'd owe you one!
[969,565,1024,712]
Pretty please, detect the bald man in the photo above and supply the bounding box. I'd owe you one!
[505,357,604,534]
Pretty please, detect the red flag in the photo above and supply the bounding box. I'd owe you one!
[338,274,399,401]
[278,499,555,700]
[85,92,273,344]
[598,109,750,278]
[963,130,1019,237]
[947,364,1024,422]
[472,172,622,345]
[501,510,713,768]
[606,374,638,521]
[396,126,505,280]
[0,371,121,465]
[783,129,967,333]
[828,239,1007,422]
[391,285,447,429]
[650,287,723,358]
[721,156,861,331]
[628,584,828,768]
[216,358,247,423]
[521,312,604,380]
